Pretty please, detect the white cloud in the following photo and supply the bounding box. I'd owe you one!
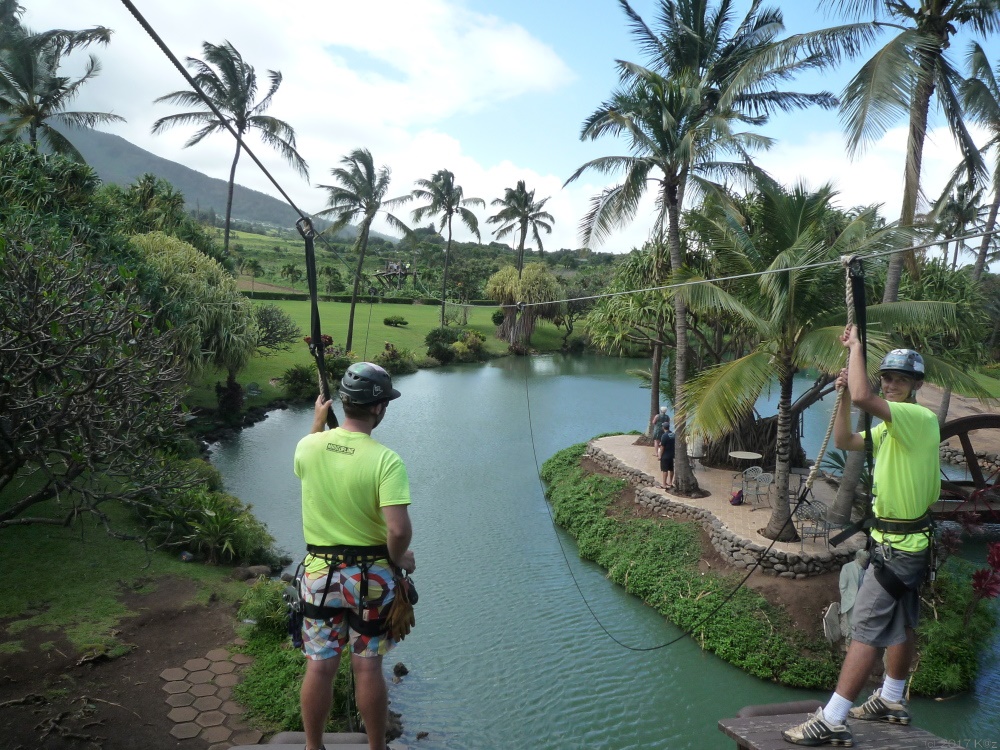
[754,124,986,219]
[20,1,988,262]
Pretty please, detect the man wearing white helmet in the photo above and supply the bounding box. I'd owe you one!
[784,326,939,747]
[293,362,415,750]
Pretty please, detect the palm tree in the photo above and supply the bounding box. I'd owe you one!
[823,0,1000,302]
[243,258,264,297]
[486,180,554,277]
[683,178,967,540]
[151,41,308,255]
[409,170,484,326]
[0,12,122,160]
[316,148,410,352]
[962,41,1000,281]
[566,0,838,495]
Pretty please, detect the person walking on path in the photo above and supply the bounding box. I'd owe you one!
[651,406,668,459]
[293,363,416,750]
[659,416,676,490]
[783,326,939,747]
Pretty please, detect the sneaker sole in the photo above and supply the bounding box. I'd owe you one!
[781,733,854,747]
[850,713,910,725]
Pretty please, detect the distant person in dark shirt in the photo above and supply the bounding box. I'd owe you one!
[658,416,675,490]
[651,406,668,458]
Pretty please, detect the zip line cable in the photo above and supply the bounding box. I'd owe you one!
[507,226,1000,311]
[522,257,864,652]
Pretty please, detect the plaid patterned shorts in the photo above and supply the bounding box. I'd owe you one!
[301,563,397,660]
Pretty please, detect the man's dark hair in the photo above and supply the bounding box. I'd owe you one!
[341,397,387,420]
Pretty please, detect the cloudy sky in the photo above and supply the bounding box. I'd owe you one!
[20,0,996,257]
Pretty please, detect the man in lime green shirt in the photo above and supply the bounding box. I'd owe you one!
[784,327,939,746]
[294,363,415,750]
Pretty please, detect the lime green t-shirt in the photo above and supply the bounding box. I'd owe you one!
[294,428,410,568]
[865,401,940,552]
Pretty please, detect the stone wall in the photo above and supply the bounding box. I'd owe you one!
[940,444,1000,475]
[585,442,855,578]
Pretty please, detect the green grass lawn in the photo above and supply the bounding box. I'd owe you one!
[0,499,245,658]
[188,299,569,409]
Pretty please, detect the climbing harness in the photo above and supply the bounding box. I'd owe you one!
[298,217,338,429]
[284,545,395,642]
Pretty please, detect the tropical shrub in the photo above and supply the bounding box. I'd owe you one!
[280,364,316,401]
[425,327,488,364]
[491,308,505,326]
[145,488,277,566]
[372,342,418,375]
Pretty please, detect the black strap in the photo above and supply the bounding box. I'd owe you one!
[830,513,934,547]
[306,544,390,560]
[298,217,338,429]
[872,556,909,600]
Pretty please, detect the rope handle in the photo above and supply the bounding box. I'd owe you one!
[798,255,862,495]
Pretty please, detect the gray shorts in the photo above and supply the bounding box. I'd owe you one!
[851,545,929,648]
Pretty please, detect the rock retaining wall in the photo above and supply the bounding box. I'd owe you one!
[940,444,1000,474]
[585,442,855,578]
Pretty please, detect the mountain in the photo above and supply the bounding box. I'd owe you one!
[68,128,396,241]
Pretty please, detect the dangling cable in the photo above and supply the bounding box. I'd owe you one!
[524,259,863,651]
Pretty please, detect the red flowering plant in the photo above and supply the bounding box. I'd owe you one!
[303,334,334,348]
[965,542,1000,626]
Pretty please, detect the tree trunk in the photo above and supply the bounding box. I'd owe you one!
[441,217,453,327]
[763,370,797,541]
[665,190,698,494]
[884,49,936,303]
[649,342,663,434]
[830,405,865,526]
[224,140,243,256]
[516,222,528,278]
[974,191,999,281]
[345,222,371,352]
[936,386,952,426]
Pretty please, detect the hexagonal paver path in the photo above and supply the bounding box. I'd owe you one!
[159,637,262,748]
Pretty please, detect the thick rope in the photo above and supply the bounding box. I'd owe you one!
[798,257,855,495]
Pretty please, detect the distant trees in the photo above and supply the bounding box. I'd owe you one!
[410,170,484,326]
[487,180,554,276]
[152,41,308,256]
[0,3,123,159]
[486,263,563,352]
[317,148,410,351]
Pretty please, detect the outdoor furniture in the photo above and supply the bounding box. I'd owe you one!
[732,466,763,496]
[744,472,773,509]
[794,494,831,549]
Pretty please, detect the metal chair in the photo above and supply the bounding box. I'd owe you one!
[794,495,831,549]
[744,472,773,509]
[731,466,762,495]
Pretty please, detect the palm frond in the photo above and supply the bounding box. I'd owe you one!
[682,351,776,439]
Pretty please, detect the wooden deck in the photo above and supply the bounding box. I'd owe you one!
[719,712,960,749]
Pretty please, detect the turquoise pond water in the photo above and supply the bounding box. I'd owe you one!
[210,355,1000,749]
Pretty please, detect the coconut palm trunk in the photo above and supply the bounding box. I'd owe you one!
[666,191,696,493]
[650,342,663,435]
[345,223,371,352]
[440,215,454,327]
[763,367,797,541]
[516,223,528,277]
[224,141,243,255]
[884,48,938,303]
[974,194,999,281]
